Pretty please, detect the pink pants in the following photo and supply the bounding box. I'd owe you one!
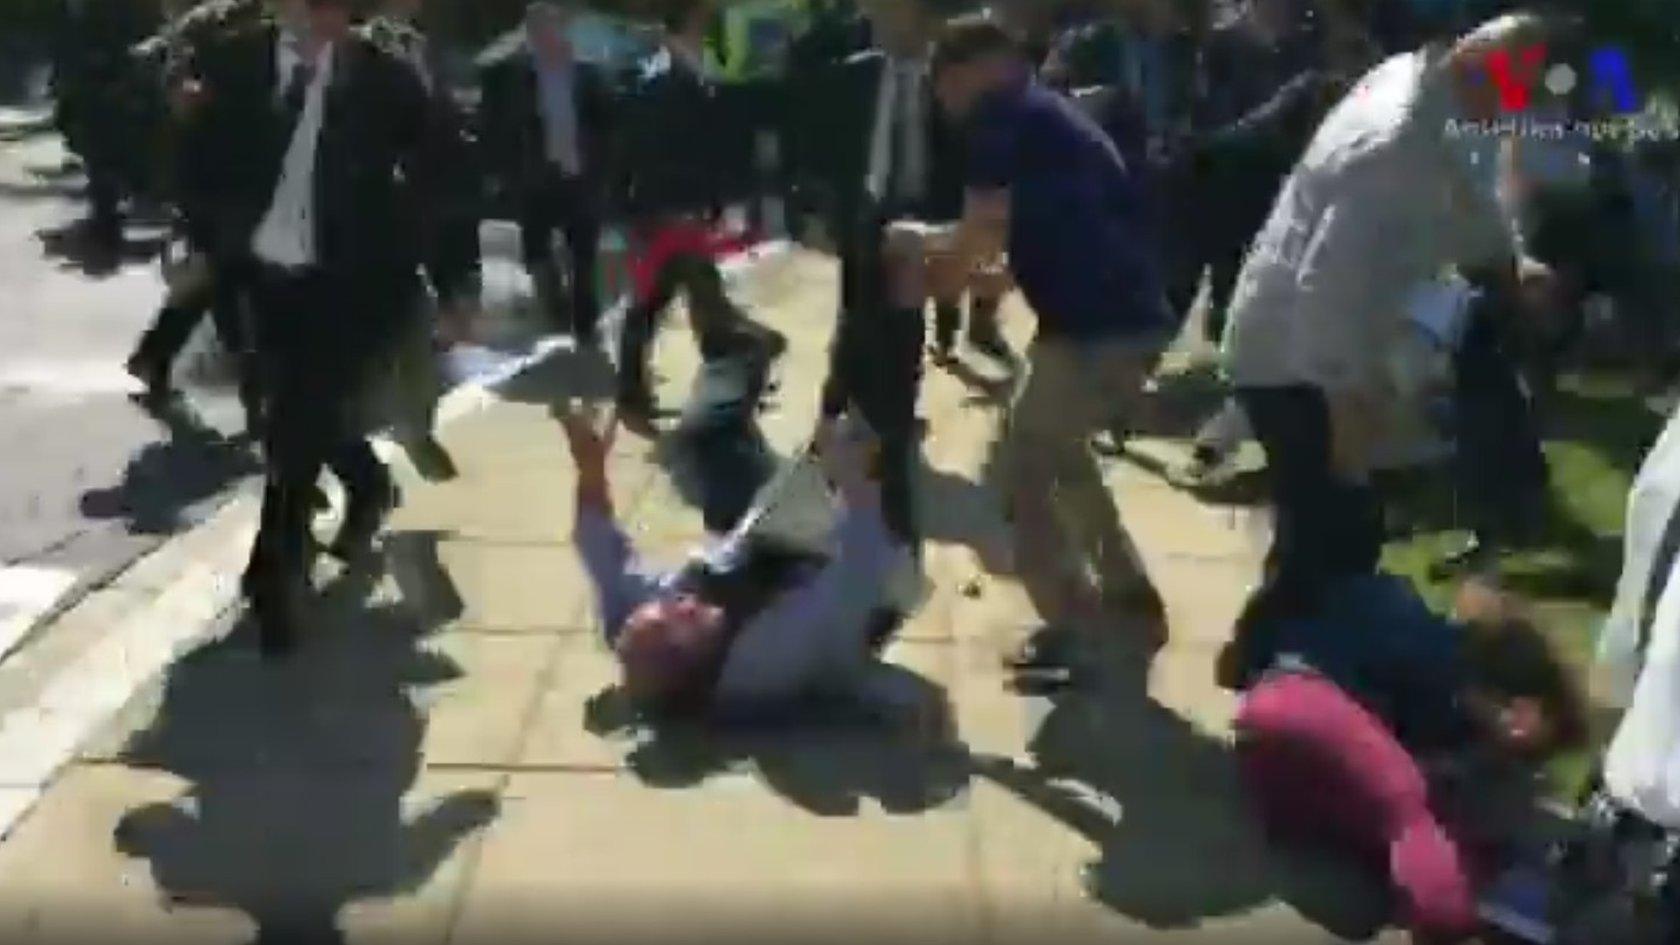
[1235,672,1482,943]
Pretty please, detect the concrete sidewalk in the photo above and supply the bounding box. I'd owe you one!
[0,249,1400,944]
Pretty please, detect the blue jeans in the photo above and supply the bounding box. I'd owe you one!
[672,354,778,535]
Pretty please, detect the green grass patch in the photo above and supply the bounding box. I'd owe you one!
[1380,372,1664,798]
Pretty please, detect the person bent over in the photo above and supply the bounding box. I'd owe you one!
[1234,575,1587,944]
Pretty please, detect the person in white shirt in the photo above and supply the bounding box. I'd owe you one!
[1217,13,1563,688]
[1597,404,1680,823]
[208,0,435,656]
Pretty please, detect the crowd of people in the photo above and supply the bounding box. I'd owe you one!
[39,0,1680,942]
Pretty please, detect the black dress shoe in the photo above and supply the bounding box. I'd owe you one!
[1003,625,1078,672]
[124,352,173,403]
[407,435,459,483]
[329,480,400,566]
[615,390,659,434]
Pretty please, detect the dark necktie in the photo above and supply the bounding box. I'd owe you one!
[282,61,313,126]
[889,81,907,204]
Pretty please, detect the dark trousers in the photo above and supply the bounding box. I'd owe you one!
[518,171,600,336]
[673,353,778,534]
[1453,304,1549,545]
[1234,385,1383,666]
[424,211,482,310]
[133,253,253,372]
[821,214,924,547]
[244,266,400,601]
[934,292,1002,352]
[617,249,774,401]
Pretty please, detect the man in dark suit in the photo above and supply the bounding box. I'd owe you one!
[363,0,476,481]
[479,0,614,344]
[124,0,272,435]
[182,0,435,654]
[814,0,964,555]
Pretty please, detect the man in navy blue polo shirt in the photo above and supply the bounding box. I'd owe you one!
[931,14,1174,670]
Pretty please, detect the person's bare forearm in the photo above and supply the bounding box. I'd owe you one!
[576,466,613,518]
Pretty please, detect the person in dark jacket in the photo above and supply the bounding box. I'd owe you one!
[361,0,476,482]
[812,0,966,554]
[182,0,437,655]
[614,0,786,427]
[52,0,158,256]
[480,0,615,343]
[124,0,272,436]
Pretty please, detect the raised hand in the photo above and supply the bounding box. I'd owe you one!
[555,402,619,473]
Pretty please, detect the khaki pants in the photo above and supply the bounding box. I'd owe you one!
[992,334,1161,628]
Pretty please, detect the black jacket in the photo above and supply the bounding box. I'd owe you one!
[621,45,725,219]
[812,49,964,231]
[816,49,965,421]
[187,24,432,279]
[478,49,615,204]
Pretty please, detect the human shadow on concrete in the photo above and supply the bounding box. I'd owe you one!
[35,218,163,277]
[384,530,468,637]
[583,667,971,818]
[80,395,260,537]
[971,649,1393,938]
[112,573,500,945]
[495,343,621,408]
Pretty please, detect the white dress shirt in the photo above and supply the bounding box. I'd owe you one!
[535,52,583,176]
[1601,405,1680,828]
[867,57,929,206]
[252,38,335,270]
[1222,50,1517,394]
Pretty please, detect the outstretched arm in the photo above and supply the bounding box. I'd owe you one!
[559,406,660,640]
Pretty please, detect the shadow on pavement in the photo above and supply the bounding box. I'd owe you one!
[35,218,163,277]
[495,344,618,407]
[385,530,468,636]
[973,649,1393,939]
[583,665,971,818]
[80,396,261,537]
[112,571,500,945]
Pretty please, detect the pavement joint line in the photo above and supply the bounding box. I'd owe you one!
[0,241,793,854]
[446,625,597,638]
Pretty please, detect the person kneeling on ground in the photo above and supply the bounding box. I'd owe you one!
[564,404,917,719]
[1233,573,1588,944]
